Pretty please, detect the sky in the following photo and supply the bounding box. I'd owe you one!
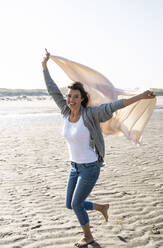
[0,0,163,90]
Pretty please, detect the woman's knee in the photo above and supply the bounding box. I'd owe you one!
[71,200,81,210]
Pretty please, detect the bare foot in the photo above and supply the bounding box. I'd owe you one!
[75,237,94,247]
[99,204,109,222]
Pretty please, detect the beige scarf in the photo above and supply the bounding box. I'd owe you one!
[50,55,156,144]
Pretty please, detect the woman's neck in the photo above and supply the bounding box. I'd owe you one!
[70,109,81,118]
[69,110,81,122]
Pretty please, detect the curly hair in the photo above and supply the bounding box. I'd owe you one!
[68,82,89,108]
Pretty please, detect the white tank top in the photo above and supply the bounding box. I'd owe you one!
[63,115,98,163]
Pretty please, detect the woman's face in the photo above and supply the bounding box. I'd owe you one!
[66,89,83,111]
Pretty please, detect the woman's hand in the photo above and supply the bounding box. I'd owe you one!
[42,48,50,70]
[141,90,156,99]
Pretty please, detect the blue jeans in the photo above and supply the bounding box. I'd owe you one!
[66,160,100,226]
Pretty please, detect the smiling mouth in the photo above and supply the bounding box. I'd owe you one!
[69,103,76,106]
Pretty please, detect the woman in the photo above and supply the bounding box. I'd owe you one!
[42,49,155,247]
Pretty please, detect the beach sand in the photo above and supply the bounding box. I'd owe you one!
[0,100,163,247]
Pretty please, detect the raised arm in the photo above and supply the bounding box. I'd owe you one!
[91,90,156,123]
[42,49,69,115]
[123,90,156,107]
[42,48,49,70]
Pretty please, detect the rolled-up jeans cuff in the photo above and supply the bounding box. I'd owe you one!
[81,221,89,227]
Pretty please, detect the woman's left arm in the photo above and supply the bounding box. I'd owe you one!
[91,90,156,123]
[123,90,156,107]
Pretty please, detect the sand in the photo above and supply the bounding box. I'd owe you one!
[0,100,163,247]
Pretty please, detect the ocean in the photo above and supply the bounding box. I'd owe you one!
[0,112,63,129]
[0,98,162,130]
[0,100,63,129]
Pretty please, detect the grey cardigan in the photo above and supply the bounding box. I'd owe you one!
[43,69,125,166]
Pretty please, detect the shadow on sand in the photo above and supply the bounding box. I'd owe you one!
[73,235,128,247]
[74,241,102,248]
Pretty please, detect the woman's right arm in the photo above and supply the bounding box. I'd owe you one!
[42,49,68,112]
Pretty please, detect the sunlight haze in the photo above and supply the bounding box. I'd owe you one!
[0,0,162,89]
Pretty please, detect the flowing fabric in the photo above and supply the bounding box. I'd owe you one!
[50,55,156,144]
